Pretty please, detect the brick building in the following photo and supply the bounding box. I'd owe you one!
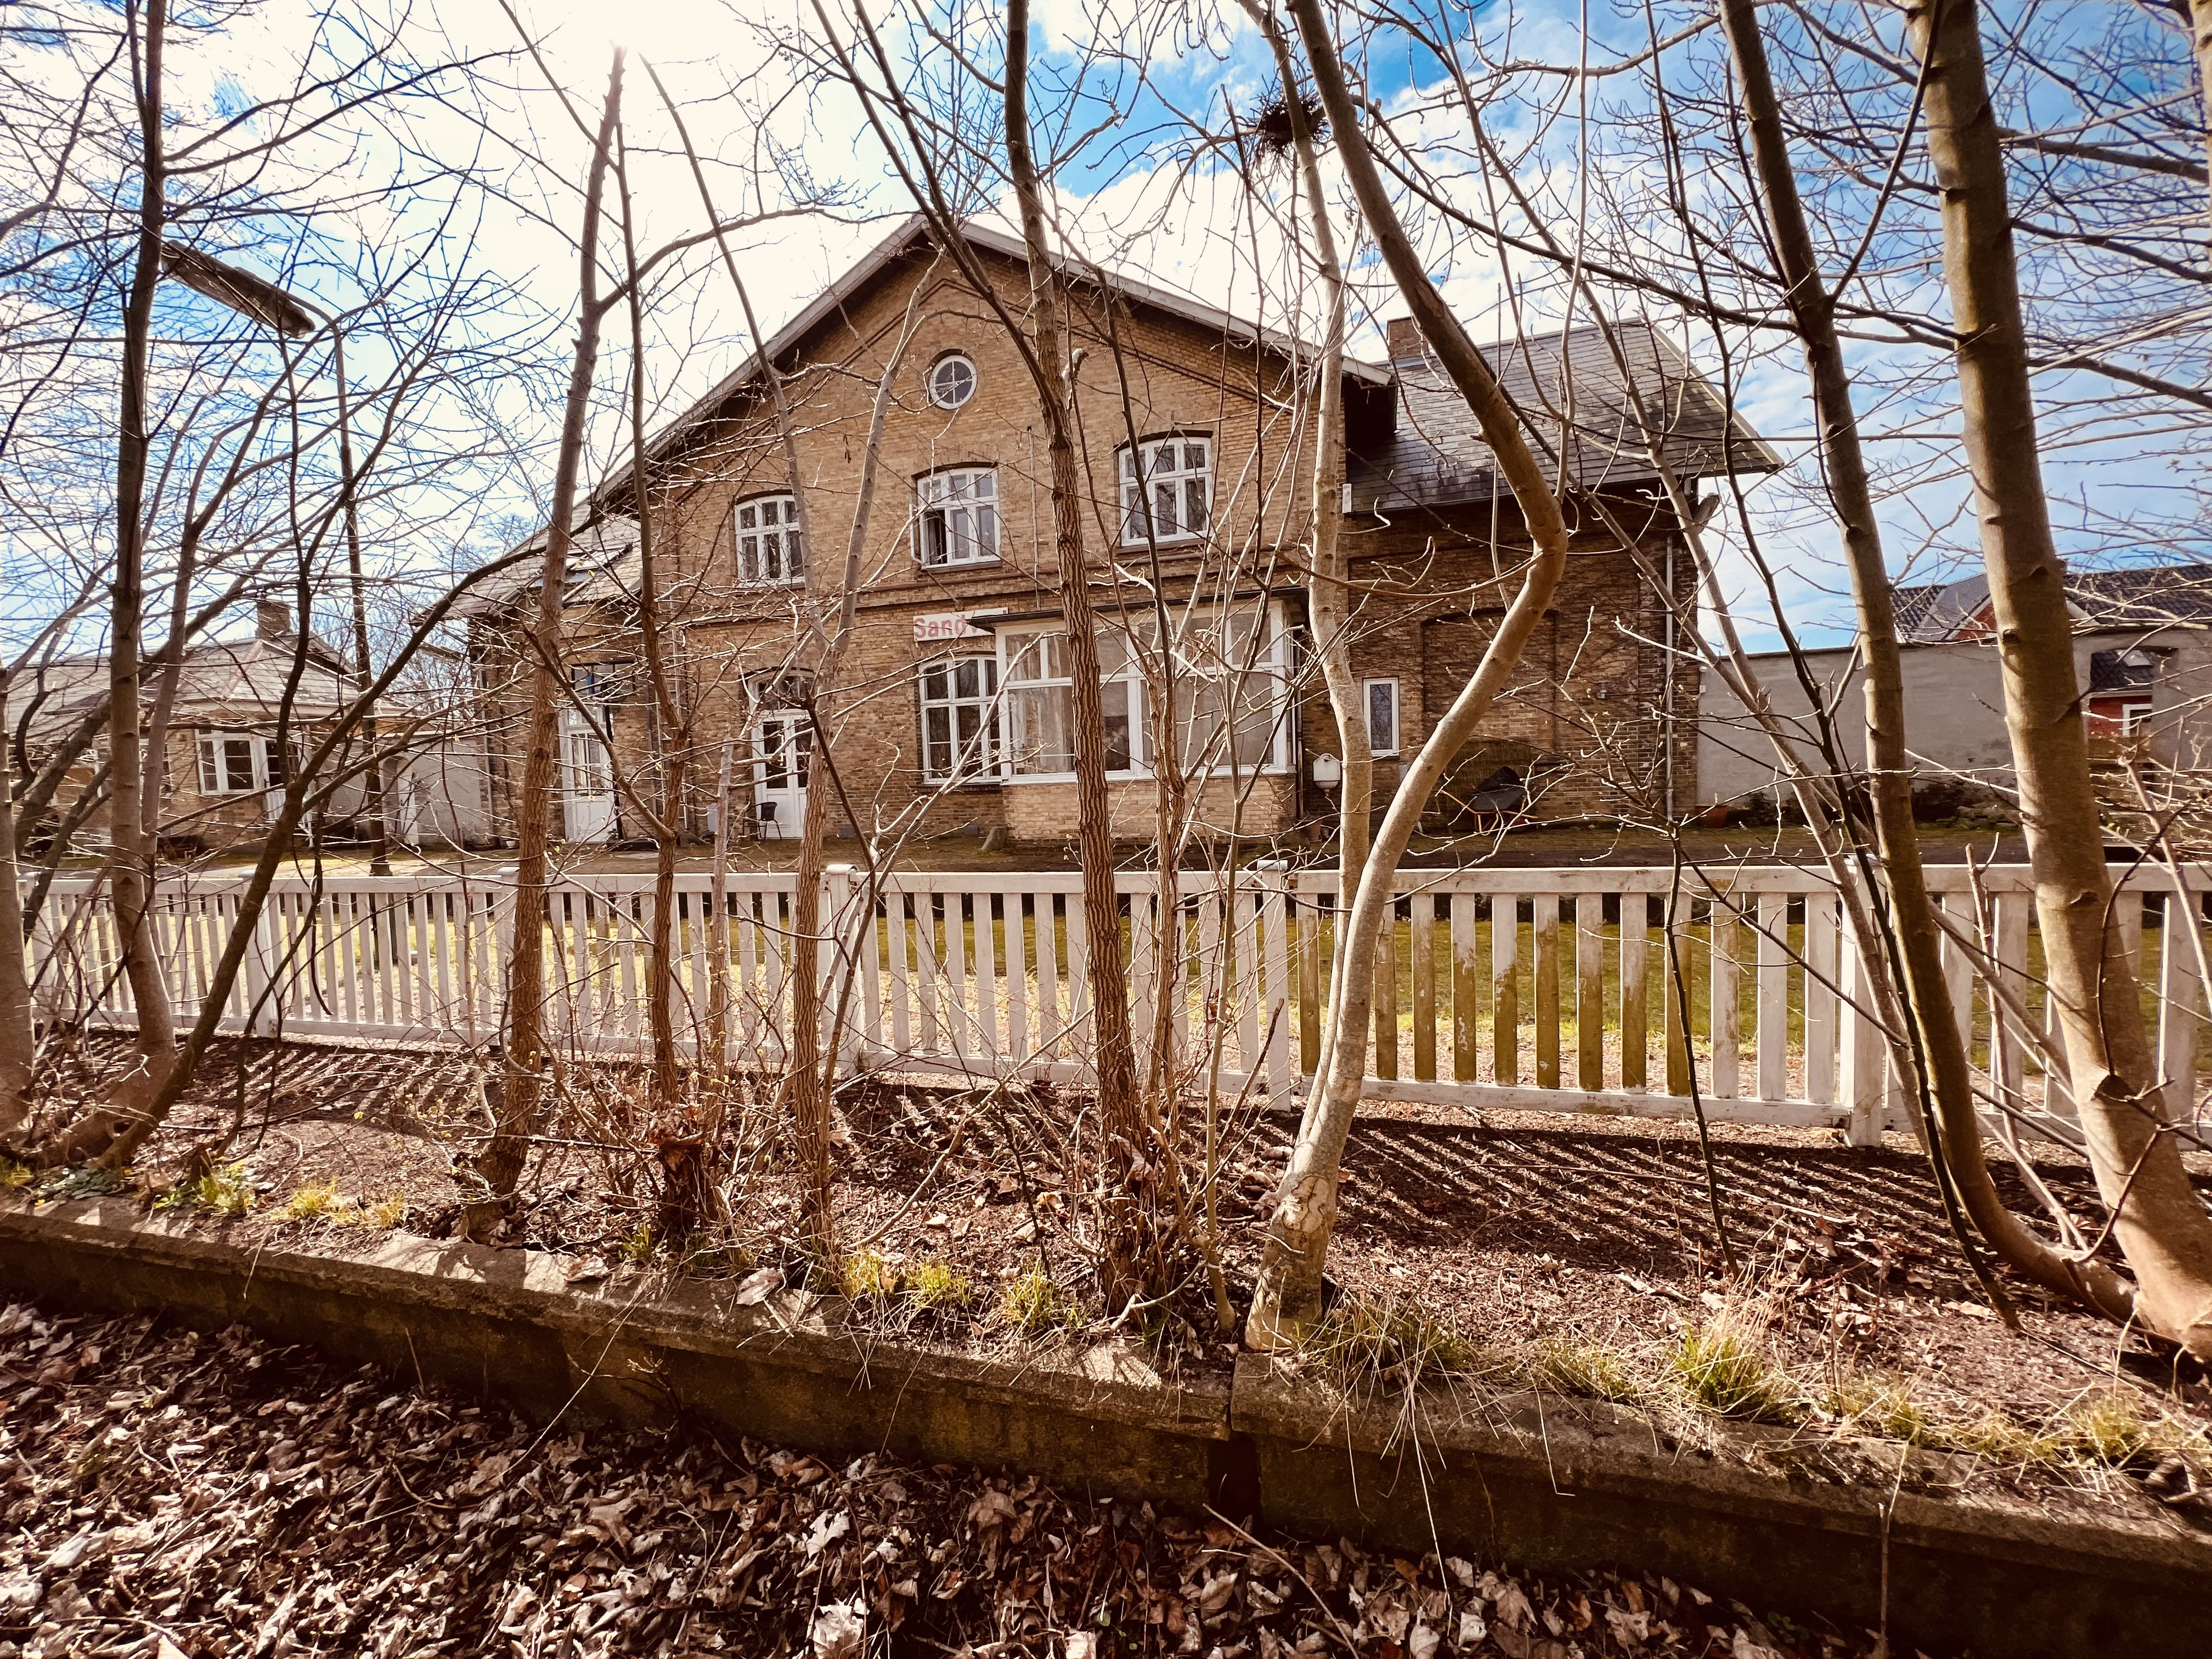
[19,601,366,854]
[462,219,1775,850]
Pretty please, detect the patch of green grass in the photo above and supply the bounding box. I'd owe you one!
[364,1195,408,1229]
[0,1158,31,1191]
[1946,1407,2061,1467]
[999,1265,1076,1335]
[1310,1292,1479,1387]
[840,1250,898,1301]
[275,1184,407,1228]
[1669,1311,1795,1421]
[617,1222,655,1264]
[155,1163,252,1217]
[279,1182,343,1222]
[2061,1392,2157,1466]
[906,1259,974,1311]
[1821,1374,1933,1444]
[1534,1338,1645,1403]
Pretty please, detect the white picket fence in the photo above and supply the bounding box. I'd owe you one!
[31,862,2209,1146]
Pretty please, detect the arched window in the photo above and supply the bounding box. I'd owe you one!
[735,494,803,585]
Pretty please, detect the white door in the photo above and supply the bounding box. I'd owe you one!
[562,720,616,843]
[751,711,810,839]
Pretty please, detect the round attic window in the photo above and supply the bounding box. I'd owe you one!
[928,353,977,409]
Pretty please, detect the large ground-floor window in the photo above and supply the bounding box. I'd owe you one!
[995,601,1291,781]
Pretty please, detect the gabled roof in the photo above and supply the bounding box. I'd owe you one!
[18,631,357,745]
[1893,562,2212,643]
[596,215,1392,501]
[451,514,641,620]
[1347,321,1782,516]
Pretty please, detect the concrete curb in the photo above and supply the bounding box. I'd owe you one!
[4,1199,2207,1657]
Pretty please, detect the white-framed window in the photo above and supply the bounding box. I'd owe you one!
[1001,627,1137,777]
[927,353,977,409]
[562,727,611,800]
[919,654,1000,782]
[735,494,804,585]
[997,601,1290,780]
[1364,678,1400,757]
[196,731,280,795]
[1120,436,1212,547]
[918,468,998,568]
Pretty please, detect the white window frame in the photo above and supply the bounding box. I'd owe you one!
[918,653,1001,783]
[1363,677,1401,758]
[995,600,1292,783]
[734,493,804,586]
[1120,435,1213,548]
[927,353,977,409]
[196,730,279,795]
[917,467,999,568]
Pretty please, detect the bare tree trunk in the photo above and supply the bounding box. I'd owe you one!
[1247,0,1576,1342]
[0,688,34,1135]
[1907,0,2212,1355]
[93,0,179,1150]
[705,739,734,1124]
[1242,1,1370,1097]
[2192,0,2212,241]
[476,50,625,1199]
[1005,0,1149,1307]
[616,122,686,1108]
[333,332,391,875]
[1720,0,2131,1318]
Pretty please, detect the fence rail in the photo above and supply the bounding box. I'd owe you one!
[32,862,2209,1146]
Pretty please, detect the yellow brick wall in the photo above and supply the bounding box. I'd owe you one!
[472,241,1697,849]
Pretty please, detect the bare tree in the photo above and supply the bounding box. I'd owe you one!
[1246,0,1576,1343]
[473,49,627,1206]
[1905,0,2212,1356]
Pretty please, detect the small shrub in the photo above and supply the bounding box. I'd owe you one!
[1669,1312,1793,1420]
[1535,1339,1644,1403]
[155,1163,253,1217]
[1000,1266,1074,1335]
[906,1259,974,1311]
[0,1159,31,1192]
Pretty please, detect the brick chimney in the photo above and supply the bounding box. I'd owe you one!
[255,599,292,640]
[1385,315,1425,364]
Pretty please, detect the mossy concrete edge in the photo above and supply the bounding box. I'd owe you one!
[1232,1355,2211,1658]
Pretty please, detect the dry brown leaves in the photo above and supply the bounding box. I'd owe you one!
[0,1302,1873,1658]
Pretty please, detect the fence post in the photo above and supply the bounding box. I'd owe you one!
[491,866,522,1047]
[1838,910,1888,1147]
[238,890,276,1037]
[1256,861,1291,1098]
[2160,883,2202,1124]
[826,864,857,1079]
